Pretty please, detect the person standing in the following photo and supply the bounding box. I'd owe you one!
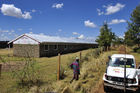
[70,57,80,83]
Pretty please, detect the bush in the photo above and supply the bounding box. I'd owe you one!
[81,53,90,62]
[137,49,140,53]
[60,66,66,79]
[12,57,41,89]
[133,47,140,53]
[92,48,101,58]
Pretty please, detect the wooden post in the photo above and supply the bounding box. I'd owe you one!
[80,52,82,62]
[57,53,61,80]
[8,44,10,57]
[107,46,108,51]
[0,64,2,77]
[100,47,102,54]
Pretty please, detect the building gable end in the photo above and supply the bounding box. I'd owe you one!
[13,35,40,44]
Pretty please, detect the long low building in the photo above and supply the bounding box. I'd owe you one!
[8,33,98,57]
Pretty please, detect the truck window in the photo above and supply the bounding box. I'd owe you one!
[108,58,135,68]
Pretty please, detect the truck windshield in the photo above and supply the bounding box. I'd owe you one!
[108,58,135,68]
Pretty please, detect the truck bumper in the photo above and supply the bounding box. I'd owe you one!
[104,81,139,91]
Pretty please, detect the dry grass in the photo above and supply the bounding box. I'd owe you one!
[0,48,93,93]
[118,45,131,54]
[0,48,13,56]
[0,47,139,93]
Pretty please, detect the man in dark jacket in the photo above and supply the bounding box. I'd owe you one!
[70,57,80,83]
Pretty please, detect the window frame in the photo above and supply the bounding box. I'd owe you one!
[44,44,49,51]
[54,44,58,50]
[64,45,67,50]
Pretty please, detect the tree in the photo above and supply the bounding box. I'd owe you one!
[96,22,115,50]
[114,36,124,45]
[125,4,140,47]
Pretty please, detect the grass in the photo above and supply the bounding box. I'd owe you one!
[0,48,94,93]
[0,46,140,93]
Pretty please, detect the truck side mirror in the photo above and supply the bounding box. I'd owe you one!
[106,62,109,66]
[138,65,140,69]
[108,56,111,60]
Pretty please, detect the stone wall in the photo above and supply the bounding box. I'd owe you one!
[13,43,98,57]
[13,44,40,57]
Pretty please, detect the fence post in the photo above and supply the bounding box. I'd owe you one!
[0,64,2,77]
[57,53,61,80]
[80,52,82,62]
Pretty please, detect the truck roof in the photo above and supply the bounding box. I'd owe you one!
[111,54,135,59]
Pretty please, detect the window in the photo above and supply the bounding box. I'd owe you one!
[64,45,67,50]
[54,45,58,50]
[44,45,49,51]
[109,58,135,68]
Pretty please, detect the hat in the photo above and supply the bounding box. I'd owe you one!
[76,57,79,59]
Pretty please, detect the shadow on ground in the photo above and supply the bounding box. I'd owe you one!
[105,89,140,93]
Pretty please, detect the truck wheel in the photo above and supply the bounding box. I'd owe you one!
[104,86,110,93]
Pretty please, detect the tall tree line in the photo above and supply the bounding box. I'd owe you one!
[125,4,140,47]
[96,4,140,49]
[96,22,116,50]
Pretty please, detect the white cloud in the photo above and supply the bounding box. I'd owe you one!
[109,19,126,25]
[22,12,32,19]
[18,28,22,31]
[8,32,12,35]
[84,20,97,28]
[58,29,62,32]
[73,32,79,35]
[11,30,15,33]
[97,3,125,15]
[14,34,18,37]
[52,3,64,9]
[29,28,32,31]
[78,34,84,39]
[1,4,32,19]
[0,30,9,32]
[39,33,45,36]
[105,3,125,15]
[0,29,18,41]
[31,9,36,13]
[97,8,104,15]
[29,32,33,34]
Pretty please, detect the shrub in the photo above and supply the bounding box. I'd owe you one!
[137,49,140,53]
[60,66,66,79]
[133,47,140,53]
[12,57,41,89]
[92,48,101,58]
[81,53,90,62]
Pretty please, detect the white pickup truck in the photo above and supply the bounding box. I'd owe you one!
[103,54,140,92]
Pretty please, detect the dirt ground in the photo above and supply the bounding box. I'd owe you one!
[93,83,105,93]
[93,82,140,93]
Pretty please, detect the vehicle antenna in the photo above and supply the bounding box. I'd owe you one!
[124,39,127,93]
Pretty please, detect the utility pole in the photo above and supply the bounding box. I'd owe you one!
[80,51,82,62]
[0,64,2,78]
[57,53,61,81]
[124,59,126,93]
[124,44,127,93]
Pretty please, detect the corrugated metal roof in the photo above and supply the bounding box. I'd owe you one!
[8,33,97,44]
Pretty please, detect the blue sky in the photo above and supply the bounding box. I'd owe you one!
[0,0,140,41]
